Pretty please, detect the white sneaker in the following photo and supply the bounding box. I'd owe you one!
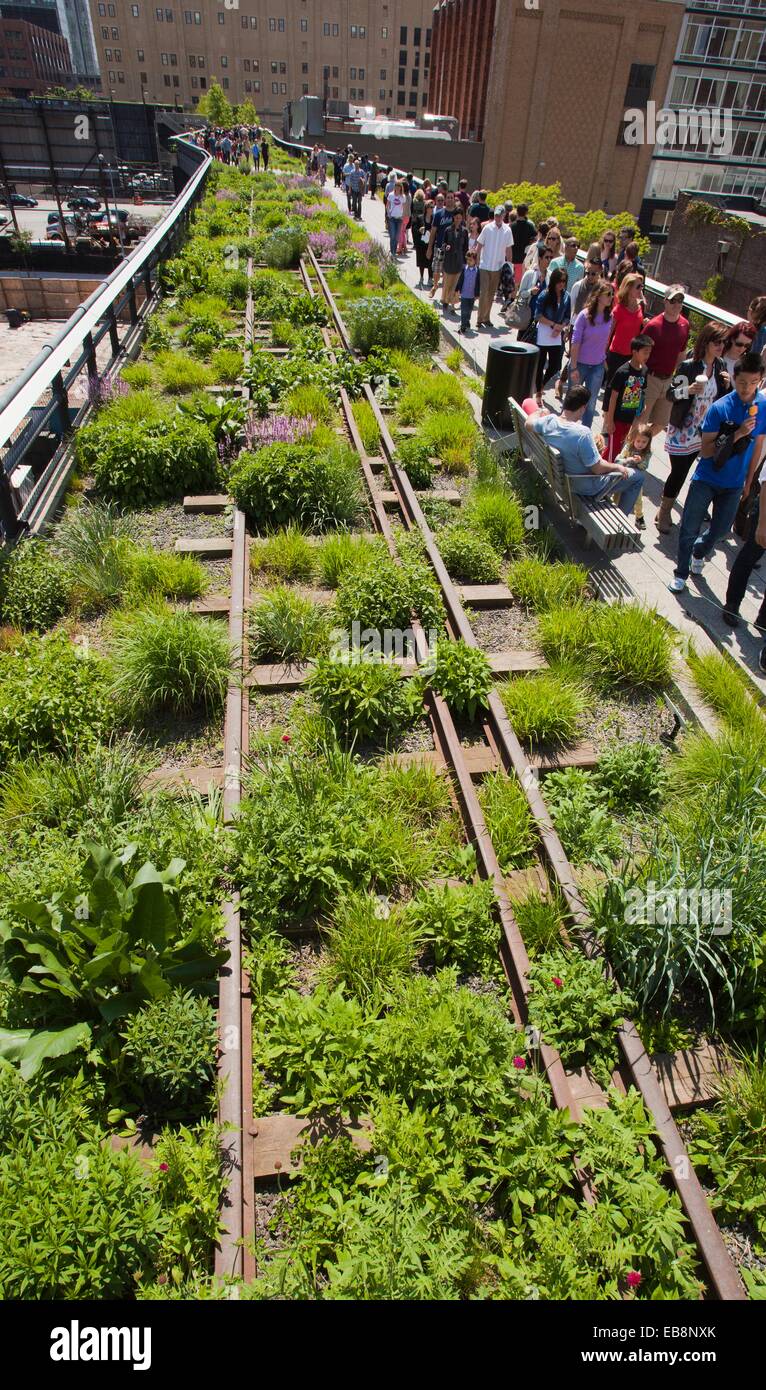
[668,576,687,592]
[690,555,705,575]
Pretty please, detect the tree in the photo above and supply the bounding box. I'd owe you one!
[235,99,258,127]
[198,79,232,127]
[487,178,650,257]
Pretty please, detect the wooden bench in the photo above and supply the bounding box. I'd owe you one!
[509,399,640,556]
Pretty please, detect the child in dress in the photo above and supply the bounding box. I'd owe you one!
[615,421,653,529]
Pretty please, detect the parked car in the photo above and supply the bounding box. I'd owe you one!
[67,195,101,211]
[46,214,80,240]
[86,207,130,224]
[0,193,38,208]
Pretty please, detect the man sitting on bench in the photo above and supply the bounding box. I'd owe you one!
[522,385,646,515]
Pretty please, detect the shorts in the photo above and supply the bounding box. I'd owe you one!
[432,247,445,275]
[640,372,673,429]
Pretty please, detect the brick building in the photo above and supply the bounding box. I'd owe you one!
[429,0,687,212]
[657,189,766,315]
[84,0,437,122]
[0,12,72,93]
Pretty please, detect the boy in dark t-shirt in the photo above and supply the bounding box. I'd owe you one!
[603,335,653,461]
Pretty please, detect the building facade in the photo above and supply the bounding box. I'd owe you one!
[0,10,73,93]
[58,0,100,77]
[429,0,688,213]
[641,0,766,245]
[84,0,437,121]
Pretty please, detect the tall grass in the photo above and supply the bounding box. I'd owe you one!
[155,351,213,395]
[282,383,333,425]
[53,501,136,611]
[537,602,673,692]
[499,671,586,746]
[320,892,420,1012]
[316,533,384,589]
[464,484,526,557]
[479,771,537,869]
[688,649,766,749]
[251,526,316,583]
[109,606,232,718]
[508,556,589,612]
[396,371,469,426]
[0,738,146,835]
[250,587,330,662]
[353,398,381,455]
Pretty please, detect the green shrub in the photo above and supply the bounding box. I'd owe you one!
[308,656,418,743]
[349,294,439,354]
[77,417,218,506]
[155,350,213,395]
[259,985,377,1114]
[439,527,501,584]
[124,548,208,603]
[427,638,492,720]
[336,555,444,638]
[121,990,217,1118]
[282,383,334,425]
[250,587,330,662]
[210,347,244,383]
[0,539,68,632]
[508,556,589,612]
[230,442,362,530]
[499,671,585,746]
[543,768,622,867]
[464,485,526,557]
[688,1051,766,1249]
[251,525,315,582]
[527,950,631,1086]
[397,371,469,426]
[510,887,566,958]
[121,361,153,389]
[594,741,667,810]
[396,435,437,489]
[537,603,673,692]
[261,225,308,269]
[479,771,537,869]
[0,632,111,763]
[406,880,498,977]
[317,533,384,588]
[320,892,420,1012]
[109,606,231,718]
[353,398,381,454]
[446,347,463,373]
[271,317,296,347]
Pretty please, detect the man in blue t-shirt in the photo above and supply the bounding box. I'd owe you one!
[526,384,645,514]
[669,353,766,591]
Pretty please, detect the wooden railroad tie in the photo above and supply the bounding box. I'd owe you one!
[175,536,234,558]
[246,649,545,692]
[142,765,225,796]
[183,494,231,513]
[250,1114,372,1181]
[652,1043,732,1112]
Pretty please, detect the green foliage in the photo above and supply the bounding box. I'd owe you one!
[335,553,444,638]
[0,842,226,1074]
[261,224,308,269]
[210,347,244,383]
[349,294,439,354]
[439,527,501,584]
[687,648,766,750]
[396,370,469,426]
[446,347,463,373]
[317,532,385,589]
[527,950,631,1086]
[109,606,231,719]
[499,670,585,746]
[420,411,477,474]
[688,1051,766,1250]
[121,990,217,1119]
[320,893,421,1012]
[426,638,492,720]
[396,435,437,488]
[543,768,623,867]
[464,484,526,557]
[308,656,419,744]
[230,441,362,530]
[0,738,145,840]
[0,632,112,764]
[353,397,381,454]
[53,501,135,611]
[77,416,217,506]
[406,880,499,978]
[0,538,68,632]
[259,985,378,1115]
[487,179,650,256]
[479,771,537,870]
[155,350,213,395]
[508,556,589,612]
[282,382,334,425]
[123,549,208,603]
[121,361,153,389]
[537,603,673,693]
[251,525,315,582]
[149,1121,223,1287]
[594,741,667,810]
[510,887,566,959]
[250,586,330,662]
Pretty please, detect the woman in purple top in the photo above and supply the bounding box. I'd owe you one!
[568,280,615,428]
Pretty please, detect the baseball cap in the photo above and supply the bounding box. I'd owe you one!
[665,285,685,303]
[493,205,505,216]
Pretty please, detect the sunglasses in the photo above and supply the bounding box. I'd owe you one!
[733,339,752,348]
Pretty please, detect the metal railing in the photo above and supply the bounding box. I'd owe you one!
[0,134,211,542]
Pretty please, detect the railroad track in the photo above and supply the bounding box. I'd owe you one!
[284,245,745,1301]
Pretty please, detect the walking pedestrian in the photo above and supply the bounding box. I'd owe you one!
[722,320,755,381]
[568,280,615,428]
[549,236,584,296]
[511,202,537,288]
[427,190,456,300]
[723,466,766,666]
[458,249,480,332]
[655,321,731,533]
[637,286,691,437]
[369,157,379,199]
[261,138,269,170]
[604,273,645,390]
[467,189,493,225]
[603,334,653,461]
[599,230,618,280]
[441,208,468,314]
[386,180,406,257]
[476,205,514,328]
[669,353,766,592]
[397,180,412,253]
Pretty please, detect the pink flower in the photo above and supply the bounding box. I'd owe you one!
[159,1162,169,1173]
[513,1056,526,1070]
[157,1274,168,1285]
[281,733,292,744]
[625,1271,642,1288]
[552,976,563,988]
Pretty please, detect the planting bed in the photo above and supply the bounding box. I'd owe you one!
[1,153,763,1303]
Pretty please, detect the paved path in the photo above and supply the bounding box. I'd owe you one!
[332,183,766,695]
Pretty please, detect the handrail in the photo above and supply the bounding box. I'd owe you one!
[0,135,211,450]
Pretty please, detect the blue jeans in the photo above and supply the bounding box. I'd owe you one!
[674,478,742,580]
[388,218,401,256]
[577,361,605,428]
[460,296,475,331]
[570,468,645,515]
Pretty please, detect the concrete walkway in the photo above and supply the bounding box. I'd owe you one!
[331,182,766,696]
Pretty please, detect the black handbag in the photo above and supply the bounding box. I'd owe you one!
[518,319,538,345]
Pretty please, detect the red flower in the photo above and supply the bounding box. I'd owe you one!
[513,1056,526,1070]
[552,976,563,988]
[281,733,292,744]
[159,1162,169,1173]
[157,1274,168,1285]
[625,1271,642,1288]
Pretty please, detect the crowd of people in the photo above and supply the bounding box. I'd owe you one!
[197,126,270,170]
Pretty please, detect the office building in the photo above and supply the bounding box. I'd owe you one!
[0,6,73,94]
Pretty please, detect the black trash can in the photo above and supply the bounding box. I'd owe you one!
[481,341,539,430]
[6,309,23,329]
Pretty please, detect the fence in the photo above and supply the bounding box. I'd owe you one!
[0,134,210,542]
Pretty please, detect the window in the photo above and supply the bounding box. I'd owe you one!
[184,8,191,19]
[111,26,118,38]
[198,55,204,67]
[380,68,386,79]
[358,87,364,98]
[109,68,116,82]
[250,14,256,25]
[350,66,356,79]
[397,89,405,104]
[194,10,200,21]
[98,3,105,13]
[244,78,251,90]
[165,7,173,19]
[243,58,250,70]
[241,14,247,26]
[350,87,356,99]
[411,70,418,85]
[332,86,338,97]
[280,81,286,92]
[300,18,307,31]
[222,75,229,88]
[351,23,357,36]
[398,67,405,85]
[379,87,385,99]
[332,23,338,35]
[108,3,115,12]
[280,61,286,73]
[360,26,365,36]
[140,71,147,83]
[170,52,176,65]
[199,75,205,87]
[409,90,416,105]
[400,25,407,43]
[161,51,168,64]
[101,26,108,37]
[359,67,364,78]
[115,48,122,61]
[302,82,308,93]
[422,93,427,106]
[323,64,329,77]
[218,13,224,25]
[301,62,308,73]
[381,27,388,38]
[269,17,276,30]
[323,22,329,35]
[414,27,421,45]
[221,55,228,66]
[624,62,655,109]
[191,74,198,87]
[137,47,144,59]
[272,81,278,92]
[278,17,285,30]
[104,46,112,60]
[163,73,170,86]
[414,50,420,66]
[253,59,258,70]
[426,28,431,46]
[333,65,338,77]
[172,74,178,85]
[271,60,277,72]
[131,3,139,14]
[155,5,162,17]
[254,79,260,91]
[399,48,407,63]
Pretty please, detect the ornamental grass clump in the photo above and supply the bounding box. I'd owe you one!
[109,606,231,719]
[438,527,502,585]
[499,670,585,747]
[479,771,537,870]
[508,556,589,612]
[464,484,526,557]
[316,533,385,589]
[353,398,381,455]
[251,526,316,583]
[250,587,330,663]
[537,602,673,693]
[396,371,469,426]
[320,892,421,1013]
